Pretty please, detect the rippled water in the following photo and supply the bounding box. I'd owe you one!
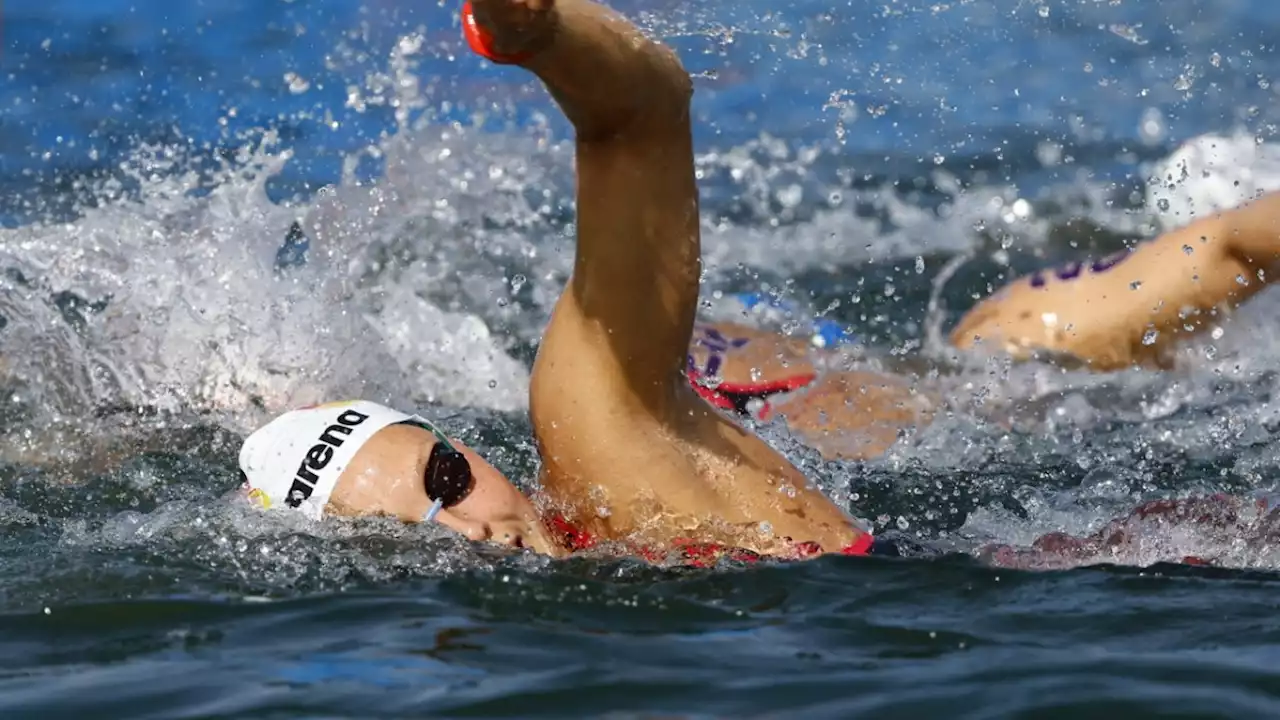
[6,0,1280,716]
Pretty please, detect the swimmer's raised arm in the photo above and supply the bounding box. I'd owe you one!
[471,0,870,555]
[471,0,698,401]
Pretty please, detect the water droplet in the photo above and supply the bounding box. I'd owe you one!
[896,515,910,530]
[1182,244,1194,255]
[1174,66,1197,92]
[1142,329,1159,346]
[1109,24,1147,46]
[1130,280,1143,290]
[1038,5,1049,17]
[283,72,311,94]
[697,374,723,389]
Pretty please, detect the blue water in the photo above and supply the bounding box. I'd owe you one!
[6,0,1277,218]
[7,0,1280,717]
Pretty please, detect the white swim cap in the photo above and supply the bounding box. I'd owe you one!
[238,400,415,519]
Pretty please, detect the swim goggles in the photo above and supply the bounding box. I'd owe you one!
[409,418,475,523]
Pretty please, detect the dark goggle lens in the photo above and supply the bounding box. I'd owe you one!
[425,442,474,509]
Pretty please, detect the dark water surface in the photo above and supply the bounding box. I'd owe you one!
[6,0,1280,717]
[7,560,1280,718]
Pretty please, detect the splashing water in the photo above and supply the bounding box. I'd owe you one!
[11,1,1280,715]
[3,0,1280,616]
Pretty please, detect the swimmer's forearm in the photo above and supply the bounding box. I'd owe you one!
[522,0,692,139]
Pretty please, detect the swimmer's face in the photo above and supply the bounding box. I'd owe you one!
[329,424,560,555]
[433,439,560,555]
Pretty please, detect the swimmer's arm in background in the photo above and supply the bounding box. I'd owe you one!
[494,0,698,410]
[949,192,1275,363]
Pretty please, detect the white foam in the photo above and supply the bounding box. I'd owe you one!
[0,136,532,437]
[1145,130,1280,230]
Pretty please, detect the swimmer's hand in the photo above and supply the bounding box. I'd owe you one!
[467,0,558,64]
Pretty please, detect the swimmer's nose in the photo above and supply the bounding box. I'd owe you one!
[435,511,490,542]
[440,514,527,548]
[487,520,528,549]
[434,511,560,554]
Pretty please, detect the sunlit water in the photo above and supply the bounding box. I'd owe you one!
[5,0,1280,716]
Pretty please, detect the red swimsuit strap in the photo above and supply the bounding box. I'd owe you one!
[546,514,873,566]
[548,513,597,552]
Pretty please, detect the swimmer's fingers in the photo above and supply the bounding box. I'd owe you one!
[467,0,558,63]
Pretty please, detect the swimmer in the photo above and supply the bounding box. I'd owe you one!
[240,0,875,563]
[675,189,1280,459]
[240,0,1278,567]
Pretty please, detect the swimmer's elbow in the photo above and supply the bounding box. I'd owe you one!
[611,47,693,139]
[655,46,694,104]
[625,30,693,117]
[1214,191,1280,268]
